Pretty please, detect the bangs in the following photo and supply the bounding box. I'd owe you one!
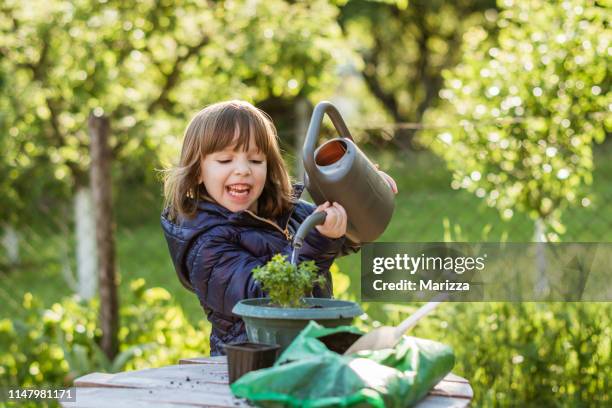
[201,103,274,156]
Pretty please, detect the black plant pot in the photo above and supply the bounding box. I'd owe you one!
[223,342,281,384]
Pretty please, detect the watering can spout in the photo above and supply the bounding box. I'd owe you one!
[302,101,395,244]
[293,211,327,250]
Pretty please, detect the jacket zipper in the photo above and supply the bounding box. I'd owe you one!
[244,210,294,241]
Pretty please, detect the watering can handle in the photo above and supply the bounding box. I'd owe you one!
[303,101,354,177]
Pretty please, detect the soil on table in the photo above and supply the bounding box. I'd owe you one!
[318,332,363,354]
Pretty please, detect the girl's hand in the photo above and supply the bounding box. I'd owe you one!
[314,201,347,239]
[374,164,398,194]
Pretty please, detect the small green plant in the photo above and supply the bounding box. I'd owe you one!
[252,254,325,308]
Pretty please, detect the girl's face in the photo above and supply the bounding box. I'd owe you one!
[200,135,267,213]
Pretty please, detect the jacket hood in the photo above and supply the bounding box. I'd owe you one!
[161,183,305,291]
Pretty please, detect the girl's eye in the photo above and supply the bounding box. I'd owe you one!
[250,160,264,164]
[217,159,232,164]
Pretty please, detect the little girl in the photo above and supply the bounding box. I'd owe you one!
[161,100,397,356]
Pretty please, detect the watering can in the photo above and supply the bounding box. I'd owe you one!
[300,101,395,245]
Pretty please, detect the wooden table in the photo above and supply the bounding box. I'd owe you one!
[62,356,473,407]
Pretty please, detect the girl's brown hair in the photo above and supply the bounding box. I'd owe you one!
[163,100,294,220]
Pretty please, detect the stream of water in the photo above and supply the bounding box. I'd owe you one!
[290,247,298,265]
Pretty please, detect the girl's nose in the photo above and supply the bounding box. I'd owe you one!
[234,160,252,175]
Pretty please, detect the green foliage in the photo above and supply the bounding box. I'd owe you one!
[378,302,611,406]
[252,254,325,308]
[0,279,209,388]
[330,145,612,405]
[338,0,496,145]
[424,0,610,239]
[0,0,343,225]
[326,258,612,406]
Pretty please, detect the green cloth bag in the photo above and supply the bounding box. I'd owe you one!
[230,321,455,407]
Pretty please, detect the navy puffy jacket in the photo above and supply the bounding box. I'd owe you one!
[161,184,359,355]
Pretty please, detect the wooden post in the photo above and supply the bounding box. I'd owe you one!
[89,112,119,360]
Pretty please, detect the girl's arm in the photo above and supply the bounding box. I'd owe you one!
[338,236,361,257]
[189,230,267,315]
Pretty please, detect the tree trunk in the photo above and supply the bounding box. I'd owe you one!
[294,97,309,182]
[1,225,20,266]
[75,187,97,299]
[89,113,119,361]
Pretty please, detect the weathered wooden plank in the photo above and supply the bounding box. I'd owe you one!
[76,374,233,396]
[430,380,473,399]
[61,386,252,408]
[179,356,227,365]
[108,364,230,384]
[74,365,236,398]
[75,372,129,388]
[416,395,471,408]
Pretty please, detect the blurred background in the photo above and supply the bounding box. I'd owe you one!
[0,0,610,406]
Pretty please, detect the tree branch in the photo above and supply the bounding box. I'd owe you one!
[146,35,210,114]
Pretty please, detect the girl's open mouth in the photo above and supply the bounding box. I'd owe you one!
[226,184,251,199]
